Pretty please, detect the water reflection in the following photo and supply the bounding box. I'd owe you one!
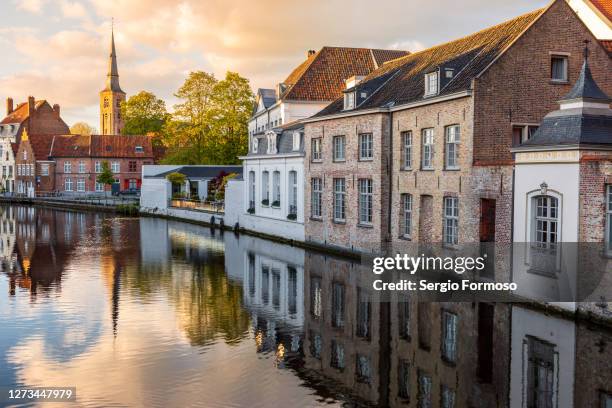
[0,205,611,407]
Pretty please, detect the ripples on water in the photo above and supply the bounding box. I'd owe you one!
[0,205,611,408]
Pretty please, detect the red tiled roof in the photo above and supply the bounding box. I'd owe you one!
[27,134,55,160]
[49,134,91,157]
[280,47,409,101]
[90,135,154,158]
[0,100,46,125]
[589,0,612,23]
[601,40,612,55]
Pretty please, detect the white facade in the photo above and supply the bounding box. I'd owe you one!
[248,100,328,137]
[0,124,18,193]
[568,0,612,39]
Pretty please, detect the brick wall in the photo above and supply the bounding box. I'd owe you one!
[304,113,390,253]
[25,102,69,137]
[473,0,612,165]
[579,151,612,242]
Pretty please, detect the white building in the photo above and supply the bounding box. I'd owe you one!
[511,53,611,309]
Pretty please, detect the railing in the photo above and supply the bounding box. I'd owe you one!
[2,192,140,207]
[170,198,225,214]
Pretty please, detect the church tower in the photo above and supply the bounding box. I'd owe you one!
[100,25,126,135]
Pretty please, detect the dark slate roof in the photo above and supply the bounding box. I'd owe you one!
[247,121,305,157]
[259,89,277,107]
[313,8,544,117]
[152,165,243,179]
[560,58,612,102]
[520,109,612,146]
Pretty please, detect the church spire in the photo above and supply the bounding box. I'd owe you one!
[105,20,123,93]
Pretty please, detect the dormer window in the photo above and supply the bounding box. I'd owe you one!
[344,92,356,110]
[424,71,439,97]
[267,133,277,154]
[444,68,455,79]
[252,138,259,154]
[135,146,144,153]
[292,132,300,151]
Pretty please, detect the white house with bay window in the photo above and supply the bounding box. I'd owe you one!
[225,122,305,241]
[511,55,612,307]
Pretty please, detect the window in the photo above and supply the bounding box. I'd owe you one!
[355,354,371,383]
[359,133,373,160]
[331,282,345,328]
[267,133,276,154]
[23,150,27,160]
[533,195,558,250]
[252,137,259,154]
[311,178,322,218]
[551,55,568,82]
[310,276,322,318]
[248,171,256,210]
[64,178,73,191]
[421,128,434,169]
[128,161,137,172]
[424,71,439,96]
[441,385,456,408]
[95,182,104,192]
[441,310,458,363]
[95,161,102,173]
[344,91,355,110]
[76,179,86,192]
[135,145,144,153]
[261,265,270,304]
[78,161,86,173]
[272,171,280,206]
[64,161,72,173]
[111,162,120,173]
[311,138,322,161]
[402,131,412,169]
[398,360,410,400]
[288,170,297,217]
[443,197,459,246]
[309,331,322,359]
[333,136,345,161]
[526,336,555,408]
[129,179,137,189]
[513,125,539,145]
[398,296,411,340]
[402,193,412,238]
[445,125,460,169]
[358,179,373,225]
[606,186,611,253]
[330,340,345,370]
[356,288,371,340]
[261,171,269,205]
[292,132,300,151]
[333,178,346,222]
[418,371,432,408]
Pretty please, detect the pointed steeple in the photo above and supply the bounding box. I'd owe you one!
[105,20,123,93]
[560,41,611,104]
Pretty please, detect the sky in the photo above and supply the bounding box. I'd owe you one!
[0,0,549,129]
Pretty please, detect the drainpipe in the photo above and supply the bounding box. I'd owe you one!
[387,111,394,246]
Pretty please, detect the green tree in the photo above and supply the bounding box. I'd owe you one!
[161,71,254,165]
[96,161,115,196]
[70,122,97,135]
[121,91,169,137]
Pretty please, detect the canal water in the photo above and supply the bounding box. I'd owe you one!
[0,205,610,407]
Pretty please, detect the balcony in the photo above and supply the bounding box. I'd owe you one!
[169,198,224,214]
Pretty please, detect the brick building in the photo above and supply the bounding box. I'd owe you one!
[15,133,154,195]
[302,0,612,254]
[0,97,68,193]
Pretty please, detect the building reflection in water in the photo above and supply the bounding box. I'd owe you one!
[1,205,611,407]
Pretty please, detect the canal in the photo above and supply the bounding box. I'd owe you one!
[0,205,610,407]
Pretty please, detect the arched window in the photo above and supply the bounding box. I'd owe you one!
[533,195,558,250]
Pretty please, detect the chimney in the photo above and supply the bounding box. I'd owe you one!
[6,98,13,116]
[307,49,316,58]
[53,103,60,119]
[28,96,35,115]
[345,75,365,89]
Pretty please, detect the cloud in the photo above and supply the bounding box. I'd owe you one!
[13,0,46,14]
[59,0,89,20]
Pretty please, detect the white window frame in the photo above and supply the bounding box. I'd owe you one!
[65,178,73,192]
[443,196,459,246]
[359,133,373,160]
[292,132,300,151]
[424,71,439,96]
[445,125,460,170]
[422,128,434,170]
[288,170,298,217]
[76,178,86,192]
[41,163,49,176]
[95,182,104,192]
[533,195,559,250]
[311,138,322,161]
[78,161,86,173]
[95,161,102,173]
[358,178,373,225]
[402,193,412,239]
[333,136,345,162]
[261,171,270,204]
[111,161,120,173]
[333,178,346,222]
[64,161,72,173]
[248,170,256,209]
[402,131,412,170]
[272,170,280,207]
[550,55,568,82]
[344,92,355,110]
[311,178,322,218]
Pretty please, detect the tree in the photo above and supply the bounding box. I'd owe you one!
[96,161,115,196]
[121,91,169,137]
[70,122,97,135]
[160,71,254,165]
